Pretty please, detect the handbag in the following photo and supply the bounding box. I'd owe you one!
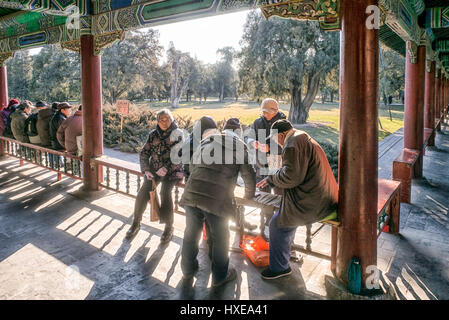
[149,182,160,222]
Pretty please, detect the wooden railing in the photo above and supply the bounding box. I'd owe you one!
[91,155,185,215]
[0,136,82,181]
[2,138,401,265]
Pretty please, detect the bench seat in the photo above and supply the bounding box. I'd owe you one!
[393,148,419,203]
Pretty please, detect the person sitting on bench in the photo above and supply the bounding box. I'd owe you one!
[126,109,184,242]
[256,119,338,280]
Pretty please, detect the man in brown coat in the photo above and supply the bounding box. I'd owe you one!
[57,105,82,156]
[257,119,338,280]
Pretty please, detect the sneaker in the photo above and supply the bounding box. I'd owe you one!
[261,267,292,280]
[160,225,174,243]
[212,267,237,288]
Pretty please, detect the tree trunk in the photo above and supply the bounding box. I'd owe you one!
[288,82,308,124]
[289,70,322,124]
[330,91,334,103]
[220,83,225,102]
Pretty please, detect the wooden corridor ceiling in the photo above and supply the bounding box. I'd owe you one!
[0,0,447,74]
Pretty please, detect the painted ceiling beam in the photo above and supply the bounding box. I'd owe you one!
[0,0,89,15]
[425,6,449,28]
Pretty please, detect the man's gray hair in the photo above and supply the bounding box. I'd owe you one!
[156,108,174,122]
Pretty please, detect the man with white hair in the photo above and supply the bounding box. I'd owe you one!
[245,98,286,220]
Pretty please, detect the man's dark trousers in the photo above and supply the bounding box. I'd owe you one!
[181,205,229,284]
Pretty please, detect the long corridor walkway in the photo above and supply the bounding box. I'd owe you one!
[0,119,448,300]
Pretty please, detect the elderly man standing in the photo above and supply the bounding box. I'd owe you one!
[246,98,286,221]
[257,119,338,280]
[180,125,256,290]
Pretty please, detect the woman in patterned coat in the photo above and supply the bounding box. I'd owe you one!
[126,109,184,243]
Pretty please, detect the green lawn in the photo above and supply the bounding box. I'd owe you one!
[137,99,404,147]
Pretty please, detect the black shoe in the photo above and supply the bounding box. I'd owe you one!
[125,222,140,239]
[212,267,237,288]
[160,225,174,243]
[261,267,292,280]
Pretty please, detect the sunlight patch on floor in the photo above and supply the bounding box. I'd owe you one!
[0,243,94,299]
[9,186,44,201]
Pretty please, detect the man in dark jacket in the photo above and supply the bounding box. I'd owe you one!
[246,98,286,221]
[257,119,338,280]
[11,102,31,143]
[126,109,184,242]
[49,102,71,150]
[180,128,256,289]
[36,101,56,147]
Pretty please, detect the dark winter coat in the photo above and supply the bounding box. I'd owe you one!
[49,110,67,150]
[180,131,256,218]
[25,112,39,137]
[10,109,29,143]
[0,108,10,136]
[245,111,286,173]
[57,110,82,156]
[267,130,338,228]
[37,108,55,147]
[139,121,184,180]
[1,105,17,138]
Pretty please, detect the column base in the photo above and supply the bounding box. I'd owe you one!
[325,275,396,300]
[69,185,109,201]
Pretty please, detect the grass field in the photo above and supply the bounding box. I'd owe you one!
[135,99,404,147]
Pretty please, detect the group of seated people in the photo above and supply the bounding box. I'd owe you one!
[0,99,82,157]
[125,98,339,291]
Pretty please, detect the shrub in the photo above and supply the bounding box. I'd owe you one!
[103,103,193,153]
[318,141,339,181]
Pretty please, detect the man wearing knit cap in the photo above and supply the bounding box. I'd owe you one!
[256,119,338,280]
[178,116,218,180]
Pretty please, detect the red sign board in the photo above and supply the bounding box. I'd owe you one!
[116,100,129,115]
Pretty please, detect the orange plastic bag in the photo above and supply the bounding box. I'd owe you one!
[240,235,270,268]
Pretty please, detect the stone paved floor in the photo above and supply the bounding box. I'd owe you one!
[0,118,448,300]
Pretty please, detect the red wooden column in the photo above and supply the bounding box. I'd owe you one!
[435,69,440,132]
[403,44,425,178]
[336,0,378,287]
[424,60,435,146]
[81,35,103,191]
[0,65,8,111]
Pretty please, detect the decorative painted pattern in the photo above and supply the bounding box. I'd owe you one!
[437,40,449,53]
[259,0,340,30]
[92,0,259,34]
[379,0,426,48]
[426,6,449,29]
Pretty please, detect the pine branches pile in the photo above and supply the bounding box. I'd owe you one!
[103,103,193,153]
